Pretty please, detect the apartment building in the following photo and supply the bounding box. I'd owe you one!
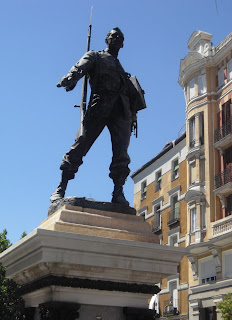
[132,31,232,320]
[179,30,232,320]
[132,132,189,319]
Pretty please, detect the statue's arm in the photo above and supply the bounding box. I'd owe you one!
[57,51,96,91]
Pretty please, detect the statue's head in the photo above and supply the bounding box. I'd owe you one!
[105,27,124,49]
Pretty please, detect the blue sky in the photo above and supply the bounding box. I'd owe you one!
[1,0,232,244]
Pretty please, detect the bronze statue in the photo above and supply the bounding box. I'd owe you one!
[50,27,145,205]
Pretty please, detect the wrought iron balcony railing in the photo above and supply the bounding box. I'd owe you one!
[214,166,232,189]
[214,120,232,143]
[152,216,161,233]
[167,208,179,226]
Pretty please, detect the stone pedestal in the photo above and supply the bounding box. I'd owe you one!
[0,200,186,319]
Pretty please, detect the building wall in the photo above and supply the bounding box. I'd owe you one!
[132,137,188,318]
[132,30,232,320]
[179,30,232,319]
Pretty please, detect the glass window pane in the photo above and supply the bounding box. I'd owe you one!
[218,67,225,87]
[189,79,195,100]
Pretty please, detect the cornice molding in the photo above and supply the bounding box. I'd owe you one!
[20,275,161,295]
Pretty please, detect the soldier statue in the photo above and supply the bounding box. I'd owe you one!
[50,27,145,205]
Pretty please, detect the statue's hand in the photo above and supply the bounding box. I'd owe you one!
[57,75,76,91]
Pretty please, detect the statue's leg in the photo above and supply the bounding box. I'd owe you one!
[107,108,132,205]
[50,117,106,203]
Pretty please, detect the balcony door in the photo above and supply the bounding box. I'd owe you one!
[224,146,232,169]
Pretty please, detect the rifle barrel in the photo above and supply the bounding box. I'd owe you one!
[76,7,93,140]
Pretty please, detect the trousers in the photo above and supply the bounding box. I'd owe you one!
[60,95,132,184]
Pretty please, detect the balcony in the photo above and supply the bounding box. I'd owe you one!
[152,216,161,233]
[212,214,232,236]
[167,208,179,226]
[214,120,232,151]
[214,166,232,195]
[163,300,179,316]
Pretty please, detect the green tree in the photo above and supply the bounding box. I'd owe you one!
[20,232,27,239]
[217,293,232,320]
[0,229,11,252]
[0,229,25,320]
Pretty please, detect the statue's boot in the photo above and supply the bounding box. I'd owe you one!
[50,171,70,203]
[111,182,129,206]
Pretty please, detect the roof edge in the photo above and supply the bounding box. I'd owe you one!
[131,132,186,179]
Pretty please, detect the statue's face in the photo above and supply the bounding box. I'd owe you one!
[106,30,124,49]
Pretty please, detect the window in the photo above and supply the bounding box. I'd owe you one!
[155,171,162,192]
[138,206,147,217]
[222,100,232,125]
[153,205,161,232]
[227,59,232,81]
[200,307,217,319]
[141,180,147,200]
[169,281,178,309]
[226,194,232,217]
[218,66,225,88]
[200,158,205,182]
[170,234,178,247]
[172,196,179,219]
[168,195,179,226]
[201,205,206,229]
[200,113,204,145]
[224,146,232,169]
[189,117,195,147]
[191,207,197,233]
[199,256,216,284]
[190,160,197,184]
[198,74,206,95]
[172,159,179,180]
[189,79,195,100]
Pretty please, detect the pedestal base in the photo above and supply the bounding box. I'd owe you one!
[0,203,186,319]
[48,197,136,216]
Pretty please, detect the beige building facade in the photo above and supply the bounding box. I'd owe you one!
[132,133,189,319]
[132,30,232,320]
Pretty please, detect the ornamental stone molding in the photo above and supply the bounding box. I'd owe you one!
[209,245,222,273]
[187,255,198,280]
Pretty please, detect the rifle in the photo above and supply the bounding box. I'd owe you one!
[74,7,93,141]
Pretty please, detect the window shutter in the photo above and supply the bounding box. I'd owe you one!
[224,251,232,278]
[200,257,216,283]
